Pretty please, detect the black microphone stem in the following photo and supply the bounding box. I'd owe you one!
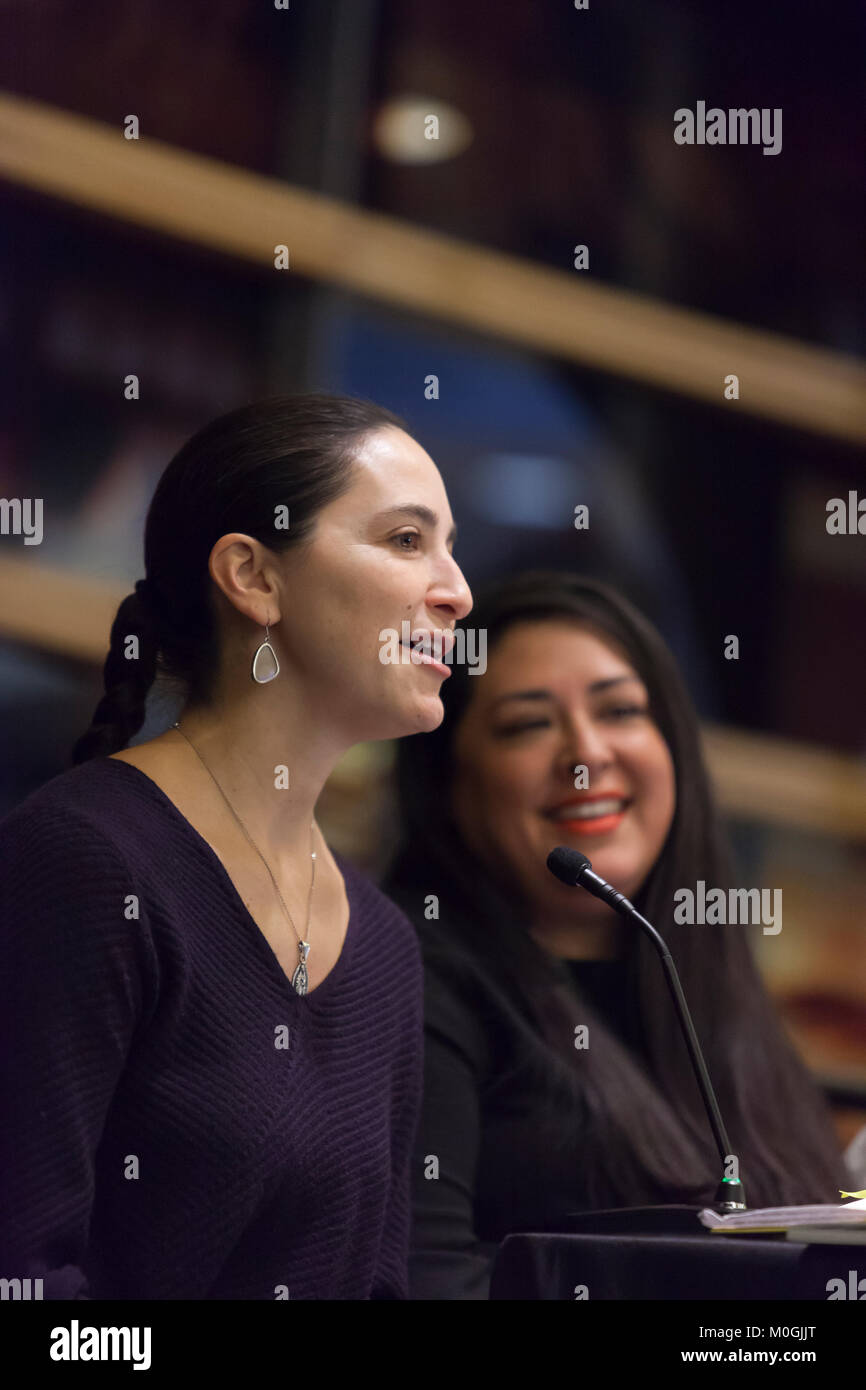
[627,904,731,1167]
[547,848,746,1210]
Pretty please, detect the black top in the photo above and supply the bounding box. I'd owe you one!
[408,931,648,1300]
[564,958,641,1046]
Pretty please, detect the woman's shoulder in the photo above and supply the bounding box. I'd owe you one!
[7,753,186,847]
[0,757,145,865]
[0,762,171,946]
[0,762,162,1043]
[0,758,199,940]
[0,761,162,971]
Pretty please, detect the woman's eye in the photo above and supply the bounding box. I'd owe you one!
[496,720,551,736]
[604,705,648,720]
[391,531,420,551]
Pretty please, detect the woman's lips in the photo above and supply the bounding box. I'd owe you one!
[417,655,452,677]
[555,810,627,835]
[401,640,452,678]
[546,797,631,836]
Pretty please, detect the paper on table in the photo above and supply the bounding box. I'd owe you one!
[699,1197,866,1234]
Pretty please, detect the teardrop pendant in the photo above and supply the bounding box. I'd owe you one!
[292,941,311,996]
[251,637,280,683]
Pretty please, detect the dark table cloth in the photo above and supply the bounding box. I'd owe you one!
[490,1231,854,1299]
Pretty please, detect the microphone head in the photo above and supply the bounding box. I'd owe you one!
[546,846,592,886]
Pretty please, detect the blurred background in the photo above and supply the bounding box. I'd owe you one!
[0,1,864,1152]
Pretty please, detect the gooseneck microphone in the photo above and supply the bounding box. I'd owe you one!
[547,846,747,1212]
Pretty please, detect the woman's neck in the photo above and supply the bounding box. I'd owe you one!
[529,912,627,961]
[166,683,349,871]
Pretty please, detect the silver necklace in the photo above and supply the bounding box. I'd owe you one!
[172,722,317,996]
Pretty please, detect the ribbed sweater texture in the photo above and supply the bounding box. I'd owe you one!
[0,757,423,1300]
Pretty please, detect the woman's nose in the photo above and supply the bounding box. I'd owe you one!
[559,717,613,779]
[432,561,473,622]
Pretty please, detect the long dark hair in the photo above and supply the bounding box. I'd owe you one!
[71,393,405,765]
[383,570,847,1209]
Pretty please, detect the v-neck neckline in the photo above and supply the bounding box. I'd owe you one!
[98,755,356,1005]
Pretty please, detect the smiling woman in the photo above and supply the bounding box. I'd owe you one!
[0,392,472,1301]
[449,620,677,960]
[383,569,849,1299]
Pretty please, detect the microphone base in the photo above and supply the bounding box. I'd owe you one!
[713,1178,747,1211]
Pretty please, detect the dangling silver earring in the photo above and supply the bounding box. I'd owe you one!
[251,619,280,684]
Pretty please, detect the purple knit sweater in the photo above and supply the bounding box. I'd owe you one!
[0,756,423,1300]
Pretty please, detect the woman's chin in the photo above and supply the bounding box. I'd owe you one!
[364,695,444,741]
[582,852,647,900]
[404,692,445,735]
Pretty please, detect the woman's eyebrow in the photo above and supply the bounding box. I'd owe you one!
[588,674,643,694]
[373,504,457,546]
[491,674,642,709]
[491,689,552,709]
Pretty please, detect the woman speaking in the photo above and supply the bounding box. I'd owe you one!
[0,393,472,1300]
[384,571,848,1299]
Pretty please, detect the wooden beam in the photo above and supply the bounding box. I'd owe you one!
[700,724,866,841]
[1,554,864,839]
[0,555,119,664]
[0,92,864,442]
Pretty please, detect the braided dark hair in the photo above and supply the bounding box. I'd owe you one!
[70,393,406,765]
